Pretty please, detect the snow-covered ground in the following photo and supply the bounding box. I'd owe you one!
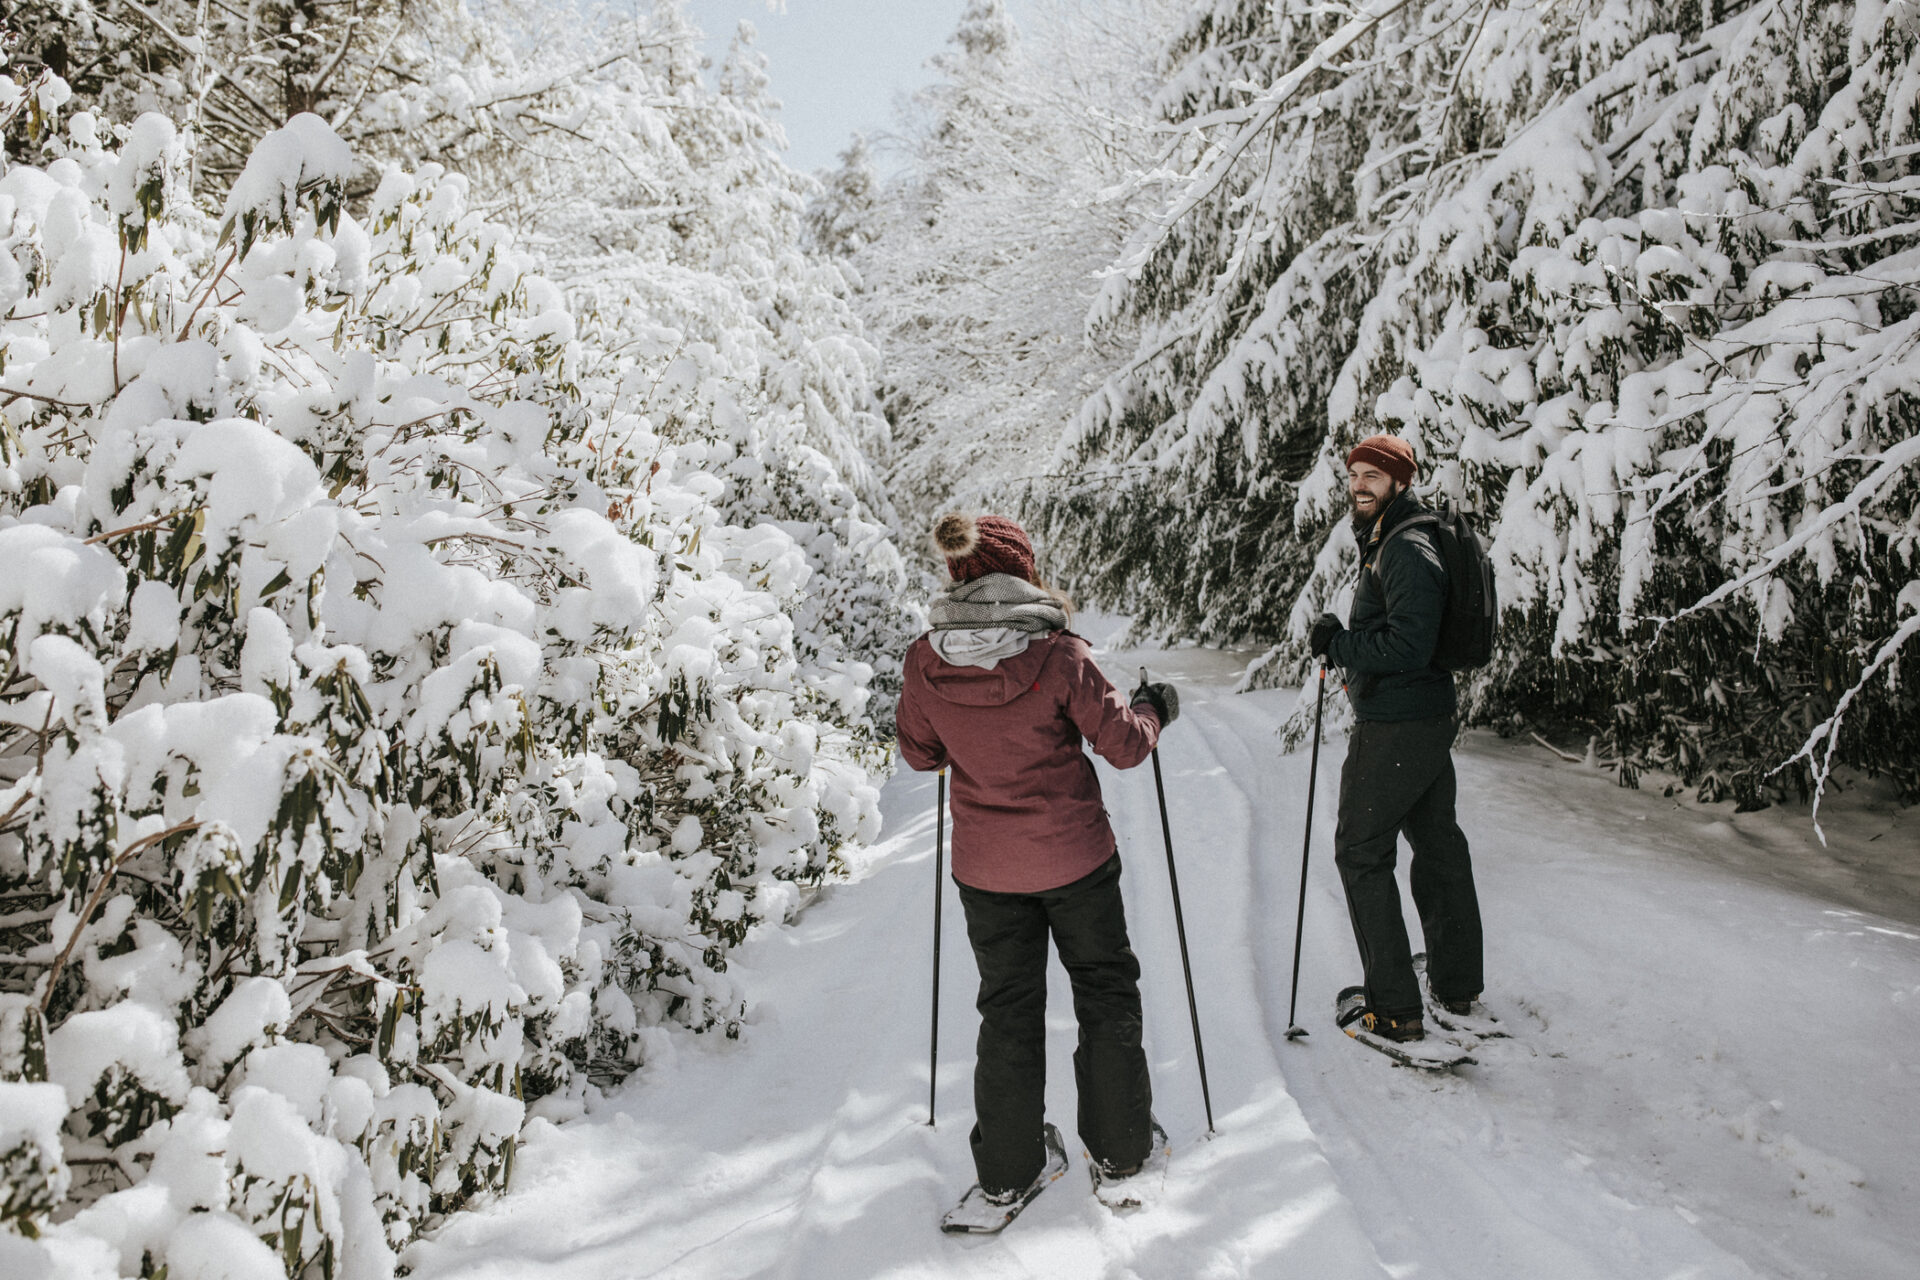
[405,629,1920,1280]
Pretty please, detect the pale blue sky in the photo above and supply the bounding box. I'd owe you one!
[684,1,1019,175]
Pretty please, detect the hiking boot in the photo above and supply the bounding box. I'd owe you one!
[982,1122,1069,1205]
[1361,1009,1425,1042]
[1413,955,1478,1018]
[1425,973,1480,1017]
[1089,1119,1170,1210]
[1090,1124,1157,1183]
[1337,986,1424,1042]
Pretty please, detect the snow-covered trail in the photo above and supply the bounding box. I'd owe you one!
[406,636,1920,1280]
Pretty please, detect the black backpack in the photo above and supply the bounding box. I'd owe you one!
[1372,502,1498,671]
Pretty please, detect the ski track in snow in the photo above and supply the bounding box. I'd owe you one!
[407,635,1920,1280]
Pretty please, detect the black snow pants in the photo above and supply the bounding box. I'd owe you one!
[956,855,1153,1195]
[1333,714,1484,1018]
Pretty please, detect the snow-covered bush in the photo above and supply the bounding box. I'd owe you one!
[518,16,927,728]
[1038,0,1920,811]
[0,103,887,1275]
[0,0,658,201]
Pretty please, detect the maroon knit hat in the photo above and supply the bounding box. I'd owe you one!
[1346,434,1417,487]
[933,513,1037,583]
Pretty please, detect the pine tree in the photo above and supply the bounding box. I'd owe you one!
[1040,0,1920,810]
[806,134,881,260]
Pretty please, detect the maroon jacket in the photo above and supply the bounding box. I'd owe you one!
[896,631,1162,893]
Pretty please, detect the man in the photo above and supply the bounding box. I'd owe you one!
[1307,434,1484,1043]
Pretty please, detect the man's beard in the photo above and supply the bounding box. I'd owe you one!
[1351,487,1394,531]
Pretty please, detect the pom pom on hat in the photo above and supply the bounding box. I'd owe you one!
[1346,434,1418,487]
[933,512,979,559]
[933,513,1037,583]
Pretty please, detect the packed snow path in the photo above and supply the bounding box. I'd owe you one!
[408,633,1920,1280]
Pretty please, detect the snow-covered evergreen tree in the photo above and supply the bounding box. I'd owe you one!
[850,0,1185,535]
[805,134,881,261]
[1042,0,1920,810]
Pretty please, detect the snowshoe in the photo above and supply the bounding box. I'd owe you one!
[940,1123,1068,1234]
[1088,1118,1170,1212]
[1337,986,1473,1071]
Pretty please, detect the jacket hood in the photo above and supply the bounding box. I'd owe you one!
[911,631,1063,708]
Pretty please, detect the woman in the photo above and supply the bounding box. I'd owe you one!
[896,512,1179,1215]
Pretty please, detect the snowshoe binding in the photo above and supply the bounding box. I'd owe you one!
[940,1123,1068,1234]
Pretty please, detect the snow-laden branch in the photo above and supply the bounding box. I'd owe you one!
[1659,398,1920,628]
[1772,589,1920,844]
[1119,0,1419,271]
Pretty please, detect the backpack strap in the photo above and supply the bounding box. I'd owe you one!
[1365,513,1440,582]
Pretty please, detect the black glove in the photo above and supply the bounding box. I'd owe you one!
[1130,679,1179,727]
[1308,611,1344,658]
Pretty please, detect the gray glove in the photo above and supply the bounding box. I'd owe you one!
[1130,678,1179,727]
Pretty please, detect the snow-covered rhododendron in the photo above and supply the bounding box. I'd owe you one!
[528,18,928,733]
[0,106,892,1276]
[0,0,669,204]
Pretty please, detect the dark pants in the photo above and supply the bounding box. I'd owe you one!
[956,855,1153,1194]
[1333,715,1484,1018]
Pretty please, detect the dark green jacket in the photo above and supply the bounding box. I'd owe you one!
[1326,491,1457,722]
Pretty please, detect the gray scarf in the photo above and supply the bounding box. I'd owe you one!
[927,574,1069,670]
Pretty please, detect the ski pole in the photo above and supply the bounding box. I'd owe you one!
[1284,668,1328,1040]
[928,769,947,1126]
[1143,669,1215,1134]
